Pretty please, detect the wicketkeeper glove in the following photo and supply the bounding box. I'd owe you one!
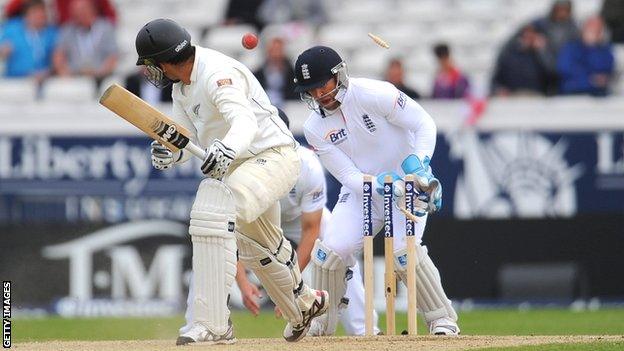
[401,154,442,216]
[201,139,236,180]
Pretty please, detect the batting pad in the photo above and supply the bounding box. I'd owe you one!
[394,245,458,324]
[311,239,351,335]
[189,178,237,335]
[236,234,314,325]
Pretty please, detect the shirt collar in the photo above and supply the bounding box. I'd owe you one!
[189,48,200,83]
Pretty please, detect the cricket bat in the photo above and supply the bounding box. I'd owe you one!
[99,83,206,159]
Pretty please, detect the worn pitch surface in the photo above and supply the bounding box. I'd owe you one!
[13,335,624,351]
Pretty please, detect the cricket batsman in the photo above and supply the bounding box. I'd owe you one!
[135,19,328,345]
[294,46,460,336]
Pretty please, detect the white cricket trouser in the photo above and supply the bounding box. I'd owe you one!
[324,187,426,266]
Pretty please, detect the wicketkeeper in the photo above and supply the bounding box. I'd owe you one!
[294,46,460,336]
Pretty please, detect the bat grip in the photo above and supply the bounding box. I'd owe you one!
[185,141,207,159]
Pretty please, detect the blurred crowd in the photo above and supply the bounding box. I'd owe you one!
[491,0,619,97]
[0,0,117,86]
[0,0,622,102]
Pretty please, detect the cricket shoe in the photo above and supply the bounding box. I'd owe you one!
[429,317,460,336]
[176,319,236,346]
[306,315,327,336]
[283,289,329,342]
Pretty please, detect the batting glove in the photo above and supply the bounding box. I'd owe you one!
[401,154,442,215]
[201,139,236,180]
[150,140,178,170]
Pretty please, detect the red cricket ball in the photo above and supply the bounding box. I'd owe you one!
[242,33,258,50]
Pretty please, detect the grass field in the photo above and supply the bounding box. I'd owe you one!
[13,308,624,350]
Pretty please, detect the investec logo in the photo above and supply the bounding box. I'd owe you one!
[42,220,189,317]
[362,181,372,236]
[383,184,392,234]
[325,128,348,145]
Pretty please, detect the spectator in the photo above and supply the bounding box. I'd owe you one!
[0,0,57,80]
[224,0,265,30]
[125,67,173,105]
[253,37,297,108]
[384,58,420,99]
[431,43,470,99]
[601,0,624,43]
[258,0,327,26]
[52,0,117,82]
[533,0,580,66]
[557,16,615,96]
[491,24,553,96]
[53,0,116,25]
[3,0,26,19]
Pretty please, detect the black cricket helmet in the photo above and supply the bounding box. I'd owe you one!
[135,18,191,88]
[293,46,348,115]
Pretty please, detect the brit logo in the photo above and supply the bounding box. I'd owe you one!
[362,114,376,132]
[301,64,310,80]
[325,128,348,145]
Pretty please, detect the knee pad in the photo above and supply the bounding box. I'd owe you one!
[394,244,457,324]
[188,178,237,335]
[311,239,351,335]
[236,234,307,324]
[190,178,237,238]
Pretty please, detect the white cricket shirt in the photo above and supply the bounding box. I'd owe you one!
[280,146,327,242]
[170,46,296,159]
[303,77,437,196]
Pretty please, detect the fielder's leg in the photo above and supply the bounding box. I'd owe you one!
[394,244,460,335]
[339,260,381,335]
[307,239,351,336]
[179,272,194,335]
[177,179,238,345]
[306,188,378,336]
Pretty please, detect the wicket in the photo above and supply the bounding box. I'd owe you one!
[363,174,418,336]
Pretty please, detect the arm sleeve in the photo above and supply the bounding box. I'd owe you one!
[372,83,437,159]
[171,97,198,164]
[304,126,365,196]
[299,153,327,213]
[207,68,258,157]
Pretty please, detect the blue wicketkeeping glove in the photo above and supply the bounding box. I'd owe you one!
[375,171,405,202]
[401,154,442,216]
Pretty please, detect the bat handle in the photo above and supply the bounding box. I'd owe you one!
[185,141,207,159]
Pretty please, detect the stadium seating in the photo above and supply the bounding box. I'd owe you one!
[0,78,38,103]
[0,0,616,101]
[41,77,98,102]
